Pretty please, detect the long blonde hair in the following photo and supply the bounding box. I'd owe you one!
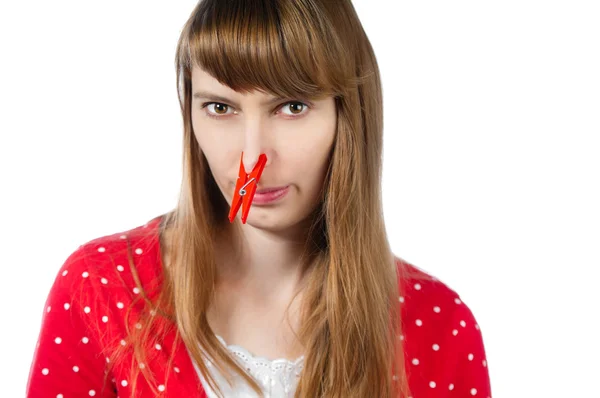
[107,0,416,396]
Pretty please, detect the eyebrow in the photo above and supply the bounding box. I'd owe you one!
[192,90,287,108]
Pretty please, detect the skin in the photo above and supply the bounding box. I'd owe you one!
[187,66,337,360]
[190,66,336,296]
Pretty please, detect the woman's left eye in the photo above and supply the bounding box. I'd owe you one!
[280,101,309,116]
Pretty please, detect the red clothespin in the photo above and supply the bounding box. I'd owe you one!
[228,152,268,224]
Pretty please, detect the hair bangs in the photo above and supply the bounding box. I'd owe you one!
[179,0,355,101]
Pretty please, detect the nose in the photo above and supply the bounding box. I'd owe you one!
[243,151,259,173]
[241,130,272,172]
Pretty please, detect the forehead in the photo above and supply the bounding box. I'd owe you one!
[191,66,265,97]
[190,64,334,105]
[191,66,222,87]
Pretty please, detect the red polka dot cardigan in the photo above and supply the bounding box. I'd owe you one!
[27,215,492,397]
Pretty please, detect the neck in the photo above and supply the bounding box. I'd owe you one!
[215,219,314,300]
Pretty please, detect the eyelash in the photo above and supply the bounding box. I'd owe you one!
[200,101,311,120]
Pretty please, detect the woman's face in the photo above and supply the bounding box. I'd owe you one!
[190,66,337,230]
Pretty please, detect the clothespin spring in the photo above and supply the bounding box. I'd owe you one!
[239,177,255,196]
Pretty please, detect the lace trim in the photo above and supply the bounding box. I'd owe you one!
[192,335,304,397]
[214,334,305,373]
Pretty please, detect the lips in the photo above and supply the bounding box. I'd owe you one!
[255,186,288,194]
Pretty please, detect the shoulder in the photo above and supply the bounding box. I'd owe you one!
[28,216,168,396]
[394,257,491,394]
[394,258,492,394]
[61,215,164,294]
[394,256,484,351]
[395,257,468,315]
[47,215,166,336]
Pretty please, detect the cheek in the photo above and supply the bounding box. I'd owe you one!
[192,132,227,183]
[291,143,333,189]
[192,120,228,162]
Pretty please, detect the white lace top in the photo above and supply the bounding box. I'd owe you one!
[188,335,305,397]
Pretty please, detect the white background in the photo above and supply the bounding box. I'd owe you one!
[1,1,599,396]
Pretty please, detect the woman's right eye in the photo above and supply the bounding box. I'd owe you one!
[201,102,233,119]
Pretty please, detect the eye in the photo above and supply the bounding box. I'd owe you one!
[203,102,233,118]
[200,101,310,119]
[280,102,308,117]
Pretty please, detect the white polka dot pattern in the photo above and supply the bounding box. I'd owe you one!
[26,215,492,397]
[399,270,492,397]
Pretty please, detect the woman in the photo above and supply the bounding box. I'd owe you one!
[27,0,492,397]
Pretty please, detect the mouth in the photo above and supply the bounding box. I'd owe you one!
[255,185,289,194]
[252,185,290,205]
